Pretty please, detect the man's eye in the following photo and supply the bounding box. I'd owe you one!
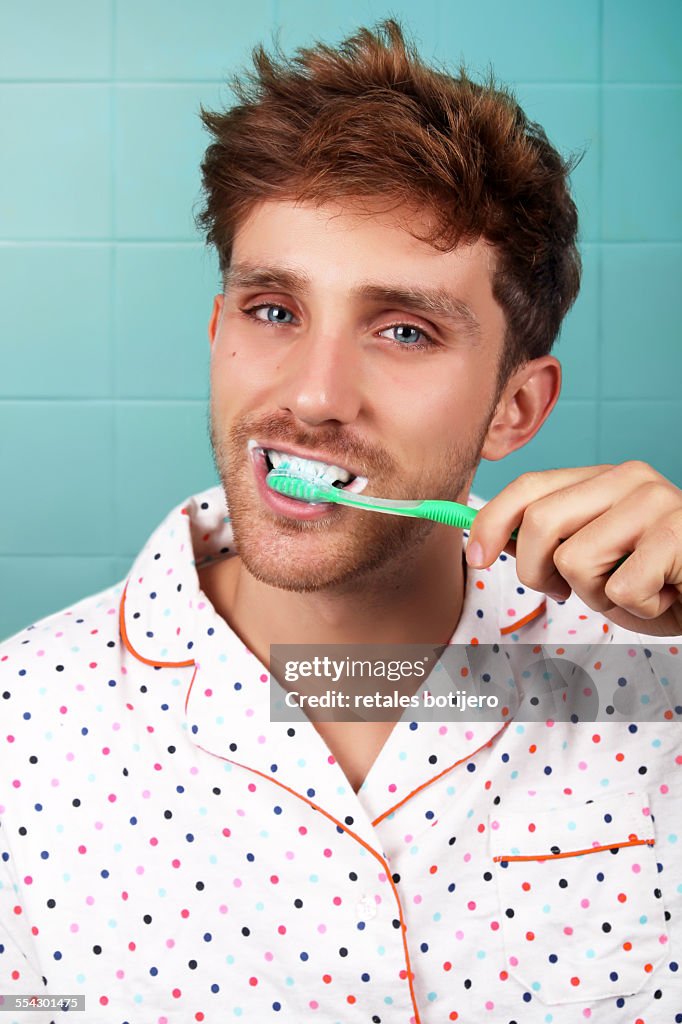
[378,325,421,346]
[245,304,296,324]
[378,324,433,349]
[242,305,434,350]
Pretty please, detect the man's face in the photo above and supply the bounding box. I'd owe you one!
[207,198,507,592]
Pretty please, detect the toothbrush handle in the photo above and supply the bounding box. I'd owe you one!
[342,492,628,574]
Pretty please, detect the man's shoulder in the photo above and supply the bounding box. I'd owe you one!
[0,577,127,702]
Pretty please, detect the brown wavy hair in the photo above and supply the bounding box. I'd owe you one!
[196,19,583,387]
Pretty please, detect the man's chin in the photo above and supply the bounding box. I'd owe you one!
[231,511,435,595]
[236,541,376,593]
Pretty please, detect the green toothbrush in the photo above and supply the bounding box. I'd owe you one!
[266,472,630,572]
[266,470,518,537]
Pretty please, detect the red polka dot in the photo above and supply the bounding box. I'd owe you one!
[249,977,258,986]
[570,977,580,986]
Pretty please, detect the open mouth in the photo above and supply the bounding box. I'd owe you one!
[248,441,368,494]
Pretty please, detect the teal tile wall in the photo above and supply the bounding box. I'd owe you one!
[1,1,680,641]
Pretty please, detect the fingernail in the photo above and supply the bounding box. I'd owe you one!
[467,540,485,568]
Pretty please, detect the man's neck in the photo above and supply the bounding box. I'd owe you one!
[198,527,467,668]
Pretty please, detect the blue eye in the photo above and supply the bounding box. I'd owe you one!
[242,304,435,351]
[384,325,423,345]
[254,305,293,324]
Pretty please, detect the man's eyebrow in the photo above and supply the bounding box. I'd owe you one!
[224,262,482,342]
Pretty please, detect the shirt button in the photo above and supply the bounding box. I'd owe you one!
[356,895,376,921]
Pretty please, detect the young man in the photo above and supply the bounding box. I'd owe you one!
[1,20,680,1024]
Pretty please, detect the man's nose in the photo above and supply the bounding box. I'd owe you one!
[275,327,363,427]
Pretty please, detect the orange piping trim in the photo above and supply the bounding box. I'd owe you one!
[500,600,546,636]
[119,579,195,669]
[196,745,422,1024]
[184,664,198,713]
[493,837,655,863]
[371,719,512,827]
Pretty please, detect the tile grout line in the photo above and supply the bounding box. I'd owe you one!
[111,0,120,556]
[595,0,605,463]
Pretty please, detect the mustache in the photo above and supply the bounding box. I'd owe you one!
[229,412,396,477]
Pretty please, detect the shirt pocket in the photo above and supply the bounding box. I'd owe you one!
[489,790,668,1004]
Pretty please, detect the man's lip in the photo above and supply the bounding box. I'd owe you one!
[249,440,364,480]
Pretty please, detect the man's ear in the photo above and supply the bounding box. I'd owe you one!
[480,355,562,461]
[208,294,224,347]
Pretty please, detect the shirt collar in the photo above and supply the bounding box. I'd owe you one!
[118,486,546,834]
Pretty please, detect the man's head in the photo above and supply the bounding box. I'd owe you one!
[195,20,580,593]
[197,18,582,390]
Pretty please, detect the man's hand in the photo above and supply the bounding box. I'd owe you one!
[466,462,682,637]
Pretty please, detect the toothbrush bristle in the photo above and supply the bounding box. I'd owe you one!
[266,472,326,503]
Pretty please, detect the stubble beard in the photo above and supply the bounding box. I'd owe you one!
[208,408,490,594]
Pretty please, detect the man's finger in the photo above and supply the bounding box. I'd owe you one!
[466,464,615,567]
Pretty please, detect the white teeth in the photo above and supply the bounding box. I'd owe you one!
[265,448,353,486]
